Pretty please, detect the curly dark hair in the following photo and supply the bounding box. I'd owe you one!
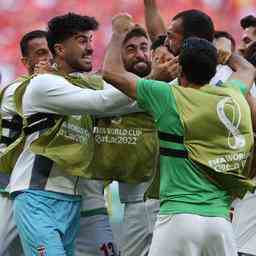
[241,15,256,29]
[47,12,99,56]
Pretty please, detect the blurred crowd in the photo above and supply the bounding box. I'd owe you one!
[0,0,256,84]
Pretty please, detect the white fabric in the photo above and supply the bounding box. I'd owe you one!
[79,179,106,211]
[210,64,233,85]
[8,74,138,195]
[75,214,117,256]
[22,74,136,117]
[0,193,23,256]
[210,64,256,96]
[0,81,20,155]
[118,182,150,203]
[120,199,159,256]
[232,192,256,255]
[0,82,23,256]
[148,214,237,256]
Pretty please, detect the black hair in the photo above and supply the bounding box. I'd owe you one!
[241,15,256,29]
[47,12,99,55]
[179,37,217,85]
[214,30,236,51]
[123,26,148,45]
[173,9,214,42]
[151,34,167,50]
[20,30,47,57]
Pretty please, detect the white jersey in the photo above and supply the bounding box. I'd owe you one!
[8,74,138,196]
[210,64,233,85]
[211,64,256,96]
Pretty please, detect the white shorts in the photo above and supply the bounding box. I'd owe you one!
[120,199,159,256]
[0,193,23,256]
[148,214,237,256]
[75,214,118,256]
[232,192,256,255]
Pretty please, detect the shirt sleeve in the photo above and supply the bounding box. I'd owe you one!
[136,79,172,121]
[24,74,139,117]
[210,64,232,86]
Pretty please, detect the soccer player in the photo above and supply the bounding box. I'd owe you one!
[102,13,256,256]
[118,26,159,256]
[143,0,245,87]
[239,15,256,58]
[8,13,136,256]
[0,30,51,256]
[231,14,256,256]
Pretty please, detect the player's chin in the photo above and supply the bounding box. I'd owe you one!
[134,64,151,77]
[79,62,93,72]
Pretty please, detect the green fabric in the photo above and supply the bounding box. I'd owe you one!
[87,112,159,182]
[14,73,104,177]
[0,76,32,174]
[224,79,249,95]
[137,79,237,219]
[173,83,254,198]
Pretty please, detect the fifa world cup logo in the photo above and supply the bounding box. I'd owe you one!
[217,97,245,149]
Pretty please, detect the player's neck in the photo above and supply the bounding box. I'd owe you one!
[54,59,75,76]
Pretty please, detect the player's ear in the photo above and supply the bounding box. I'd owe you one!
[54,43,65,58]
[21,57,29,70]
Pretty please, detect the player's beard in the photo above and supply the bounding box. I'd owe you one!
[125,60,151,78]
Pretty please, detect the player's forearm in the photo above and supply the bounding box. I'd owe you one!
[228,53,256,90]
[103,33,126,77]
[103,32,137,99]
[144,0,167,42]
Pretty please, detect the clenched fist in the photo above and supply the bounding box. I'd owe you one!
[112,13,134,34]
[213,37,232,64]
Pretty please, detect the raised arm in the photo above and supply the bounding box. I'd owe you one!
[227,53,256,91]
[214,36,256,89]
[103,14,140,99]
[144,0,167,42]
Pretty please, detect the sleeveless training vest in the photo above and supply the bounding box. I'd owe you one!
[0,76,32,174]
[14,73,103,177]
[10,73,159,182]
[147,83,255,199]
[86,112,159,182]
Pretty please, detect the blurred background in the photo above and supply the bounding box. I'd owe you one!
[0,0,256,84]
[0,0,255,245]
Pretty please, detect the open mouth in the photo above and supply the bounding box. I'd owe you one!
[134,61,147,67]
[81,55,92,63]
